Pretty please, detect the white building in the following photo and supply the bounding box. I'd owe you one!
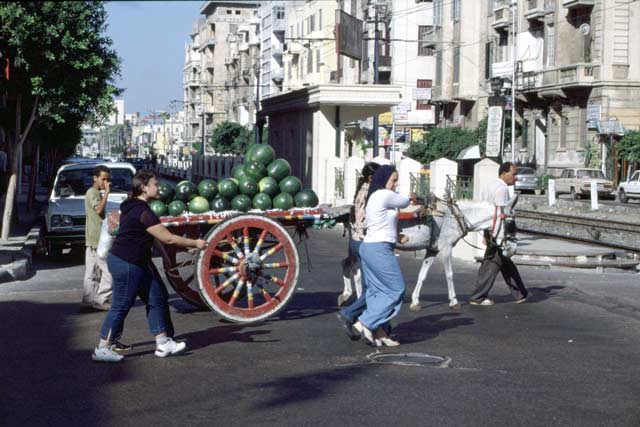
[259,1,288,100]
[107,99,125,125]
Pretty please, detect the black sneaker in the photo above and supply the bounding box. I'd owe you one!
[111,340,133,352]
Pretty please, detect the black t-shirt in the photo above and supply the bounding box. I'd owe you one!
[111,198,161,266]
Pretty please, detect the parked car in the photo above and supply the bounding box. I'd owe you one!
[514,166,540,193]
[43,162,135,259]
[554,168,614,199]
[617,170,640,203]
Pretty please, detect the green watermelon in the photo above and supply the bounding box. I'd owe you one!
[272,192,294,210]
[252,192,272,210]
[232,164,249,181]
[238,176,259,197]
[175,181,198,202]
[197,179,218,200]
[218,178,239,198]
[167,200,187,216]
[258,176,279,198]
[246,144,276,167]
[279,176,302,196]
[149,200,167,217]
[189,196,211,214]
[294,189,319,208]
[210,197,231,212]
[231,194,252,212]
[267,158,291,182]
[244,161,267,182]
[157,182,174,203]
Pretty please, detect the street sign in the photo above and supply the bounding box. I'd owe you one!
[587,103,601,129]
[412,88,432,100]
[486,106,503,158]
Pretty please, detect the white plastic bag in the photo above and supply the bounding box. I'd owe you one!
[96,218,114,259]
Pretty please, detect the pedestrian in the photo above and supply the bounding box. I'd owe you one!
[352,165,417,346]
[92,170,207,362]
[82,165,113,311]
[469,161,528,306]
[336,162,380,339]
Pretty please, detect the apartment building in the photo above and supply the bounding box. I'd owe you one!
[259,1,288,100]
[183,2,260,152]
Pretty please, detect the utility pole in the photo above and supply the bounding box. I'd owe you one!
[511,0,517,163]
[372,4,380,157]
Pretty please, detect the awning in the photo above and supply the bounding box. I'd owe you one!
[456,145,481,160]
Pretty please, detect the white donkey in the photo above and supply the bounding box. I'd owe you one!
[338,195,518,311]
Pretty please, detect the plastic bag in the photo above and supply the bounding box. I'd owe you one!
[96,218,114,259]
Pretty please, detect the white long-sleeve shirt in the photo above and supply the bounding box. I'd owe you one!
[364,189,410,244]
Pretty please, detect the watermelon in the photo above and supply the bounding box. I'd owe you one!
[246,144,276,167]
[197,179,218,200]
[157,182,174,203]
[244,161,266,182]
[279,176,302,196]
[175,181,198,202]
[189,196,211,214]
[231,194,252,212]
[294,189,319,208]
[252,192,272,210]
[267,158,291,182]
[272,192,294,210]
[167,200,187,216]
[210,197,231,212]
[238,176,259,197]
[149,200,167,217]
[218,178,239,198]
[232,164,249,181]
[258,176,279,198]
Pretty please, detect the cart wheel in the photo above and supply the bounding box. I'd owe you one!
[197,214,300,323]
[155,238,207,309]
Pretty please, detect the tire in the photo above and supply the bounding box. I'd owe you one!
[47,243,63,261]
[619,189,628,204]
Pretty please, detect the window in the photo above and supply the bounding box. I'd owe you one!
[453,46,460,84]
[436,49,443,87]
[307,49,313,74]
[416,79,432,110]
[545,23,555,67]
[497,31,508,62]
[310,14,315,32]
[522,119,529,148]
[452,0,461,22]
[418,26,434,56]
[235,10,241,15]
[275,7,285,20]
[226,9,232,15]
[316,49,321,72]
[485,41,493,79]
[318,10,322,29]
[434,0,443,27]
[229,24,238,34]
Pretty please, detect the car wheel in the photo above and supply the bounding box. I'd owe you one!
[619,189,628,204]
[570,187,579,199]
[47,243,64,260]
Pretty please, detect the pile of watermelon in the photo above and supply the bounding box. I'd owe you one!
[149,144,319,217]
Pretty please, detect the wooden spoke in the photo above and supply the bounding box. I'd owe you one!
[214,273,240,294]
[243,227,251,256]
[262,262,289,270]
[259,242,283,262]
[261,272,287,287]
[211,249,239,265]
[252,229,269,255]
[209,266,238,275]
[225,233,244,259]
[228,278,246,307]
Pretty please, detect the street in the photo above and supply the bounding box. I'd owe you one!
[1,228,639,427]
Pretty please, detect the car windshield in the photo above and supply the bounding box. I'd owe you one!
[54,167,133,197]
[518,167,535,175]
[577,170,605,179]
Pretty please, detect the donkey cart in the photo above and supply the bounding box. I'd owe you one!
[152,208,346,324]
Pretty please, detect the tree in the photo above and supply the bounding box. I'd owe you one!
[209,121,254,155]
[407,126,478,165]
[616,130,640,162]
[0,2,120,240]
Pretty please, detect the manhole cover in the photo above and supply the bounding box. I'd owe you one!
[368,352,451,368]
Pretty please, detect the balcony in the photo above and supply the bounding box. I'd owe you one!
[272,68,284,82]
[205,60,215,69]
[272,43,283,58]
[524,0,545,20]
[516,63,595,91]
[272,17,286,33]
[492,5,511,30]
[187,77,201,87]
[204,105,215,114]
[238,42,249,53]
[378,55,391,72]
[562,0,595,8]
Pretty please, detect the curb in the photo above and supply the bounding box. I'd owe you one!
[0,225,40,284]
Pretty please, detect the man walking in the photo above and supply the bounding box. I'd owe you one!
[469,161,528,306]
[82,165,113,311]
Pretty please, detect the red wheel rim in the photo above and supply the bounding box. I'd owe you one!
[197,215,299,323]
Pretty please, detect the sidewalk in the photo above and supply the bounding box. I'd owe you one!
[0,182,48,283]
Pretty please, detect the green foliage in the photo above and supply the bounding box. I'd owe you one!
[209,121,256,155]
[407,126,478,165]
[583,142,600,168]
[476,111,521,157]
[541,173,555,191]
[616,130,640,162]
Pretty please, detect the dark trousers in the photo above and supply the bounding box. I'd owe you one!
[470,241,527,302]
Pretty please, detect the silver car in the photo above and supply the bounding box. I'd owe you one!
[515,166,540,193]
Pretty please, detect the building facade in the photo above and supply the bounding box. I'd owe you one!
[259,1,288,101]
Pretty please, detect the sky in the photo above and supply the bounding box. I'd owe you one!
[104,1,204,116]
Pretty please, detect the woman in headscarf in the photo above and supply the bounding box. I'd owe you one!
[353,165,416,346]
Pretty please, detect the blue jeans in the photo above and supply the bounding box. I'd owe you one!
[340,239,367,323]
[358,242,406,331]
[99,253,170,341]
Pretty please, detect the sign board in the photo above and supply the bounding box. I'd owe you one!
[378,112,393,125]
[411,128,425,142]
[393,112,408,121]
[486,106,503,157]
[413,88,432,100]
[395,102,411,113]
[336,11,363,61]
[587,103,601,129]
[492,61,513,78]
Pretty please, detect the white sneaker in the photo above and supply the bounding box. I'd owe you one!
[92,346,124,363]
[155,338,187,358]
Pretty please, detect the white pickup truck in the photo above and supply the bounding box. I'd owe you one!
[617,170,640,203]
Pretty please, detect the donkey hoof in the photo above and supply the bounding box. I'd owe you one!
[409,302,422,312]
[449,301,461,310]
[337,295,348,306]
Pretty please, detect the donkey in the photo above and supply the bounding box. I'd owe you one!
[338,195,519,311]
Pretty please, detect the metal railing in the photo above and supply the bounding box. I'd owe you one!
[410,172,430,198]
[335,167,345,199]
[446,175,473,200]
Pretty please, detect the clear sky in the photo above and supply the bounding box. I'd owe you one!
[104,1,204,116]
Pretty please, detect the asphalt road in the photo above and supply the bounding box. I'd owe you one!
[1,229,640,427]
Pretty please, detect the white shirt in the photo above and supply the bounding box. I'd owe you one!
[483,178,510,238]
[364,189,410,244]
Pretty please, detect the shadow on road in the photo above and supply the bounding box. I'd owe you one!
[275,291,340,321]
[394,312,474,344]
[0,300,130,426]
